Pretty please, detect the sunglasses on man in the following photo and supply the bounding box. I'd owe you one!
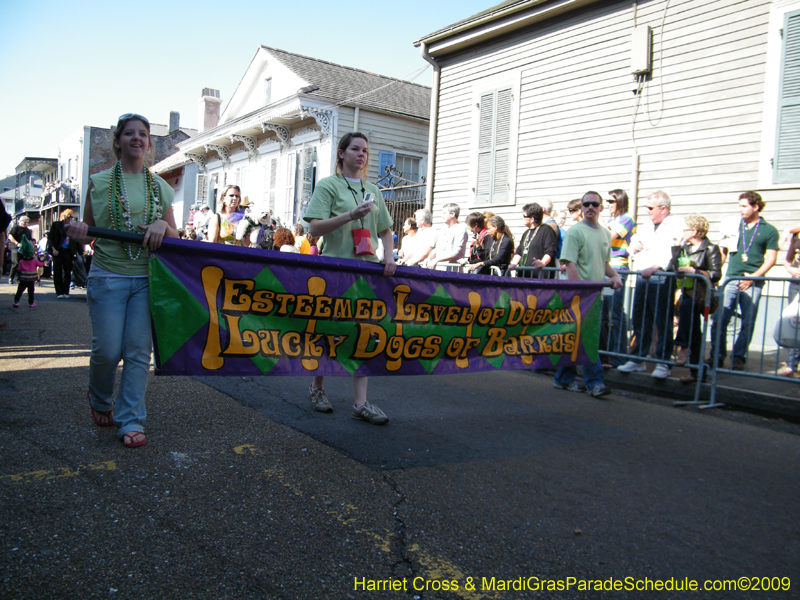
[582,201,601,208]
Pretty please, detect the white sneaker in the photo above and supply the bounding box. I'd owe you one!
[651,364,671,379]
[617,360,646,373]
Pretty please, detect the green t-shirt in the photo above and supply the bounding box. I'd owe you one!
[726,218,780,277]
[559,221,611,281]
[303,175,393,262]
[90,168,174,276]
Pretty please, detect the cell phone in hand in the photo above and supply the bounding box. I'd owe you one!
[362,193,375,205]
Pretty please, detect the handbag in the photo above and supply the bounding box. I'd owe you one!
[773,294,800,348]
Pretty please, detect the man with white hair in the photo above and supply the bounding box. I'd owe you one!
[540,198,564,257]
[617,191,684,379]
[424,203,468,269]
[8,215,32,285]
[404,208,438,266]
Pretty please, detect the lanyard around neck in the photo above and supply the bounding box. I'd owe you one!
[343,175,365,228]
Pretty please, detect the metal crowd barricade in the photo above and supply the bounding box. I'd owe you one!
[508,266,563,278]
[404,262,800,410]
[430,261,507,276]
[430,261,469,274]
[424,264,718,403]
[594,269,714,406]
[707,275,800,409]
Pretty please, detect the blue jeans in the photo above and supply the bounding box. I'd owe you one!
[629,277,675,363]
[674,292,705,375]
[555,360,605,390]
[710,279,763,362]
[788,283,800,369]
[602,269,628,364]
[87,276,151,437]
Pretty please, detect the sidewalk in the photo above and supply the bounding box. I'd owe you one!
[602,360,800,417]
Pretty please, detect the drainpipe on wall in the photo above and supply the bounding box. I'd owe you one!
[419,42,440,212]
[354,107,359,132]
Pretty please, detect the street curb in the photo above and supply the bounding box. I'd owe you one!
[603,369,800,417]
[522,366,800,417]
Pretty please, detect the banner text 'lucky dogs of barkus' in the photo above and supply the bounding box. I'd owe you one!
[149,240,603,377]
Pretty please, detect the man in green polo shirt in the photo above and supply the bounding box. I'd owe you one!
[710,191,779,370]
[553,191,622,398]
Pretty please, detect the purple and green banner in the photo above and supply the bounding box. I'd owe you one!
[149,239,604,377]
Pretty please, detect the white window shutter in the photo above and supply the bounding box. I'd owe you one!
[269,158,277,212]
[301,147,315,209]
[493,88,512,203]
[196,174,208,206]
[476,92,495,203]
[476,87,513,203]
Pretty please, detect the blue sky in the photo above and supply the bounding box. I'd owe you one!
[0,0,491,177]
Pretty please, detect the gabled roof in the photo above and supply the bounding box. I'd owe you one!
[258,46,431,121]
[149,123,198,138]
[151,151,192,175]
[417,0,528,42]
[415,0,601,56]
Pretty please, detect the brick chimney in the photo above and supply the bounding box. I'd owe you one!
[169,111,180,133]
[198,88,221,133]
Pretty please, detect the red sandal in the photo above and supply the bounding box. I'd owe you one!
[123,431,147,448]
[89,392,114,427]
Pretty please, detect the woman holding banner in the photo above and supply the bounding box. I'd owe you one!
[67,113,178,448]
[303,132,395,425]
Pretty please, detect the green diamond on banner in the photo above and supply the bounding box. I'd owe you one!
[480,290,514,370]
[581,296,602,362]
[150,256,209,366]
[511,292,572,367]
[399,284,471,374]
[237,265,303,375]
[310,276,395,375]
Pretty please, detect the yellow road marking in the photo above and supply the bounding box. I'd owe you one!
[5,444,494,600]
[0,460,117,484]
[255,449,495,600]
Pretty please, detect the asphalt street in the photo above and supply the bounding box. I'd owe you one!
[1,279,799,600]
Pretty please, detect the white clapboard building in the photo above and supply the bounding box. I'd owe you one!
[154,46,430,229]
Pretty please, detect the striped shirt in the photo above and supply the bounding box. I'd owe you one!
[608,213,636,268]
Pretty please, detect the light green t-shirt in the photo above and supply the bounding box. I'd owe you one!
[303,175,393,262]
[559,221,611,282]
[90,168,174,276]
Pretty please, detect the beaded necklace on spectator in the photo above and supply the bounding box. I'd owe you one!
[520,225,541,265]
[489,234,504,259]
[107,161,162,260]
[740,217,761,263]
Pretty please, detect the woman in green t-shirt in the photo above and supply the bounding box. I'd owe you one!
[67,113,179,448]
[303,132,396,425]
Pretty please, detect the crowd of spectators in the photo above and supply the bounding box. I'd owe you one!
[5,183,797,382]
[388,189,797,382]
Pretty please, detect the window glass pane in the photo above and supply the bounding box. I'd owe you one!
[395,154,420,182]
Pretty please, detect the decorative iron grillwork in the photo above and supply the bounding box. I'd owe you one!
[377,165,426,245]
